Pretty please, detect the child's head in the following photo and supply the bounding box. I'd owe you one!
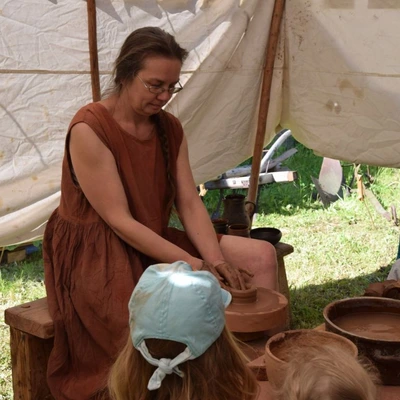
[108,261,258,400]
[275,344,379,400]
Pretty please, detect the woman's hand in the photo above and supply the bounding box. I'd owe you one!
[214,262,249,290]
[200,261,253,291]
[188,257,253,291]
[188,257,205,272]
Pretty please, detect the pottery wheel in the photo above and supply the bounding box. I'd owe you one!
[225,287,288,333]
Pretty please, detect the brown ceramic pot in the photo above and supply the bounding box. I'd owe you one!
[264,329,358,389]
[228,223,250,238]
[250,227,282,245]
[323,296,400,385]
[211,218,228,234]
[222,194,254,226]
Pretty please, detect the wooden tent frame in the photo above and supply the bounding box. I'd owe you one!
[247,0,286,223]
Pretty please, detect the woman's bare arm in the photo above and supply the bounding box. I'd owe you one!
[69,122,203,269]
[175,136,246,288]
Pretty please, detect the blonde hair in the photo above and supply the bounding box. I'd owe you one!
[108,327,258,400]
[275,345,379,400]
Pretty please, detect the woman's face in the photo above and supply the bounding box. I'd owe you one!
[126,55,182,117]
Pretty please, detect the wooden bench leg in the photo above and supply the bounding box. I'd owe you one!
[277,255,292,330]
[9,327,54,400]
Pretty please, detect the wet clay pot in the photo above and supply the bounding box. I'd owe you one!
[264,329,358,389]
[225,286,288,342]
[222,194,255,227]
[324,296,400,385]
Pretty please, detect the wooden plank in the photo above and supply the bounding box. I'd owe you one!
[5,248,26,264]
[204,170,297,190]
[213,148,298,180]
[5,298,54,339]
[10,327,54,400]
[275,242,294,259]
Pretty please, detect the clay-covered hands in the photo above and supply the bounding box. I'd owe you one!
[201,261,253,291]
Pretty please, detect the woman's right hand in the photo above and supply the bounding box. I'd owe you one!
[188,258,250,291]
[188,257,205,272]
[188,257,227,288]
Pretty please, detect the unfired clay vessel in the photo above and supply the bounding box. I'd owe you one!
[225,286,288,341]
[324,296,400,385]
[264,329,358,389]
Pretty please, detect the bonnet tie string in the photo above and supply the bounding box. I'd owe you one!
[137,341,194,390]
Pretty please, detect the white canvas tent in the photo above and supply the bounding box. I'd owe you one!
[1,0,400,247]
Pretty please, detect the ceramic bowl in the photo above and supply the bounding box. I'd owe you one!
[264,329,358,389]
[250,227,282,245]
[324,296,400,385]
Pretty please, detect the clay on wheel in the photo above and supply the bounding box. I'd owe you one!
[225,286,288,333]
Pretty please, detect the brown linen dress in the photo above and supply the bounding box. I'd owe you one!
[43,103,200,399]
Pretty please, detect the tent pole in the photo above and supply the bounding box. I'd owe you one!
[247,0,286,226]
[87,0,101,102]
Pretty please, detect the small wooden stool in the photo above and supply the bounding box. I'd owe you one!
[4,243,293,400]
[4,297,54,400]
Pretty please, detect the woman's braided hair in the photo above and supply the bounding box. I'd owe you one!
[152,111,176,212]
[109,27,188,213]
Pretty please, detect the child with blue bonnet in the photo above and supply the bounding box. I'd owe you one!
[107,260,258,400]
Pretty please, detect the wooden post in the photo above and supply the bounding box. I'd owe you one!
[87,0,101,102]
[9,327,54,399]
[247,0,286,224]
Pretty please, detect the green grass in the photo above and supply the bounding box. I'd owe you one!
[1,141,400,398]
[202,142,400,329]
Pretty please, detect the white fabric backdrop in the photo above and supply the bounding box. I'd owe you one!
[281,0,400,165]
[1,0,399,246]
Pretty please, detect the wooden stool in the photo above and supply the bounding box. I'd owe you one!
[4,297,54,400]
[4,243,293,400]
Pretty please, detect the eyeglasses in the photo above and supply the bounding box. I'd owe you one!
[137,75,183,95]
